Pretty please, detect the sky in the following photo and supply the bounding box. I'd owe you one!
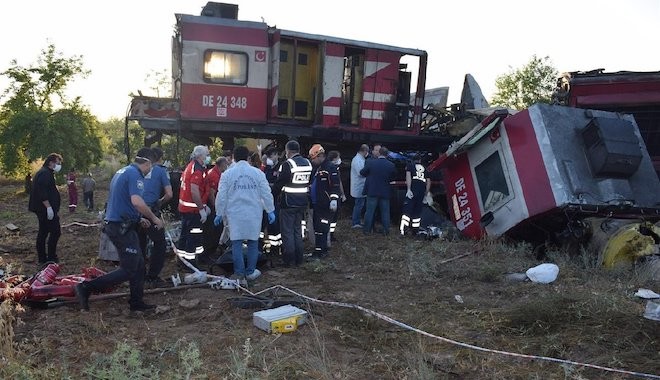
[1,0,659,121]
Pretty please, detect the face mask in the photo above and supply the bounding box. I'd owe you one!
[53,164,62,173]
[266,158,274,166]
[204,156,211,165]
[332,159,341,166]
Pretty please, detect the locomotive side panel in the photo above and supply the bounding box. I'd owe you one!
[360,49,400,131]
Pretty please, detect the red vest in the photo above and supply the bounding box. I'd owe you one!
[206,166,221,193]
[178,160,208,213]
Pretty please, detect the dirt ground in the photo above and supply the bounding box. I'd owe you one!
[0,175,659,379]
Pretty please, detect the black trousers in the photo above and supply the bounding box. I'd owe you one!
[280,207,305,266]
[313,206,331,255]
[401,188,425,234]
[138,215,167,279]
[178,212,204,259]
[202,208,223,258]
[261,207,281,253]
[87,222,145,306]
[35,212,61,263]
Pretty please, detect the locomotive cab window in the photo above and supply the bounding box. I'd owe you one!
[474,151,511,211]
[203,50,248,85]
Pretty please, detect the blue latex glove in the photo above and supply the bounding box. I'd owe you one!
[213,214,223,226]
[268,211,276,224]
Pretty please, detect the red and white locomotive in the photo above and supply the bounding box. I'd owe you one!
[128,3,660,270]
[128,2,451,153]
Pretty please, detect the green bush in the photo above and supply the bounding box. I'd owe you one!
[84,341,157,380]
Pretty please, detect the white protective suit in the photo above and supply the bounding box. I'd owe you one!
[217,160,275,241]
[350,153,366,198]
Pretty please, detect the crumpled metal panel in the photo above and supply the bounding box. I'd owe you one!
[532,104,660,209]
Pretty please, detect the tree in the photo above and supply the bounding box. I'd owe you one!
[491,55,558,110]
[0,44,104,177]
[144,69,171,98]
[101,117,145,159]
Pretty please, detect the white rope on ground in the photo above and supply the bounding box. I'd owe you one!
[165,229,242,290]
[61,222,100,228]
[161,224,657,378]
[246,284,660,380]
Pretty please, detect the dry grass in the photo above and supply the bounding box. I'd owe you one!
[0,300,17,360]
[0,176,659,379]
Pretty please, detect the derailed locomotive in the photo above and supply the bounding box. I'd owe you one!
[127,2,454,154]
[127,2,660,269]
[126,1,456,216]
[429,104,660,268]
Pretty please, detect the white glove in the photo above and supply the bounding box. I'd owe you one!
[46,206,54,220]
[341,194,347,202]
[329,200,338,212]
[199,207,208,223]
[406,190,414,199]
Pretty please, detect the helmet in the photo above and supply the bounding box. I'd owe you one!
[308,144,325,159]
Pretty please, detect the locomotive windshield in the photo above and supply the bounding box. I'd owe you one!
[474,151,510,211]
[203,50,248,85]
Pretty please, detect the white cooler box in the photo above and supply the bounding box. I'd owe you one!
[253,304,308,333]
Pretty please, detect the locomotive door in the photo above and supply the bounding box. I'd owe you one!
[340,50,365,125]
[278,39,319,121]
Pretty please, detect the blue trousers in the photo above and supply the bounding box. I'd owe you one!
[352,196,366,226]
[231,239,259,276]
[363,196,390,234]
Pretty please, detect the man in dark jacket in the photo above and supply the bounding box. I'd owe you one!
[28,153,63,264]
[400,154,431,236]
[308,144,340,258]
[360,147,396,235]
[262,148,282,254]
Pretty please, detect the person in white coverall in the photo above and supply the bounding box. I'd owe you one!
[215,146,275,283]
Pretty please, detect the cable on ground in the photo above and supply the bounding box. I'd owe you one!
[245,284,660,379]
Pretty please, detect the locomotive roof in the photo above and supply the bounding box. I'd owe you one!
[568,69,660,83]
[176,13,427,57]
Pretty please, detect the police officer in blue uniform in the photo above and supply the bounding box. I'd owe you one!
[75,148,164,311]
[138,147,172,286]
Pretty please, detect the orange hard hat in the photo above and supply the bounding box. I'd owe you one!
[308,144,325,159]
